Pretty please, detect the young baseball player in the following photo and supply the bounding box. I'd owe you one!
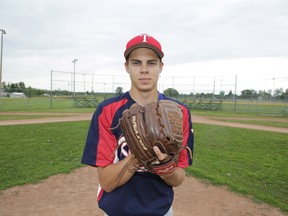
[81,33,194,216]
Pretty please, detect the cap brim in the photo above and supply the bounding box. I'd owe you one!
[124,43,164,59]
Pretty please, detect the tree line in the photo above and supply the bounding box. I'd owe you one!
[1,82,48,97]
[1,81,287,100]
[162,87,288,100]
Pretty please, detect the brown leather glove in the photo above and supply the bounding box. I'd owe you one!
[120,100,183,175]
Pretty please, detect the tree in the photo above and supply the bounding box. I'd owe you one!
[115,86,123,96]
[163,88,179,98]
[274,88,283,98]
[19,82,26,90]
[279,88,288,100]
[240,89,257,99]
[5,82,26,93]
[227,90,233,97]
[219,91,225,98]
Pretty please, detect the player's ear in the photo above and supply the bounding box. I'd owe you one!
[159,61,164,73]
[125,62,129,73]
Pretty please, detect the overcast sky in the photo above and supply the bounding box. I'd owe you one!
[1,0,287,94]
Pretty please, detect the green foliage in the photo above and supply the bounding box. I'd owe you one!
[240,89,258,99]
[187,124,288,213]
[163,88,179,97]
[2,81,48,97]
[115,86,123,96]
[3,81,26,93]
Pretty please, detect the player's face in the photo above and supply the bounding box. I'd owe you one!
[125,48,163,94]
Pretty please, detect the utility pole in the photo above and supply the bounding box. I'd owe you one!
[0,29,7,102]
[72,59,78,98]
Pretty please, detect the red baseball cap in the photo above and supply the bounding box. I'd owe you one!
[124,34,164,59]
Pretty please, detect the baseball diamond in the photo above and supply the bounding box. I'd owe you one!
[0,112,287,216]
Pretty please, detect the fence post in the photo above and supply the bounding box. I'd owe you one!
[234,75,237,112]
[285,94,287,115]
[50,70,52,109]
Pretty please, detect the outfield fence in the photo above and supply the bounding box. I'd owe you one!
[0,71,287,116]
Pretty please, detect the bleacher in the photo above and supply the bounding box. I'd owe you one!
[73,97,99,108]
[185,99,223,111]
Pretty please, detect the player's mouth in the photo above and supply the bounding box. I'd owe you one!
[139,78,151,84]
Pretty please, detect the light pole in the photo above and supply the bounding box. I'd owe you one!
[72,59,78,98]
[0,29,7,101]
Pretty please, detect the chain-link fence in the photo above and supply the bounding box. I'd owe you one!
[0,70,287,116]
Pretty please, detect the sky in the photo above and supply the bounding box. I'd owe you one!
[0,0,288,94]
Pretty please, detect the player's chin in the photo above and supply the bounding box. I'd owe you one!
[137,85,155,92]
[137,82,157,90]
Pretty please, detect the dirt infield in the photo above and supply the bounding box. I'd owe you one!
[0,112,287,134]
[0,112,287,216]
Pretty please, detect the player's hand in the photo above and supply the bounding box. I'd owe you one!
[127,154,141,172]
[153,146,169,162]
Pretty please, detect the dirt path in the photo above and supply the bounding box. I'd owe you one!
[1,112,287,134]
[0,112,287,216]
[0,166,285,216]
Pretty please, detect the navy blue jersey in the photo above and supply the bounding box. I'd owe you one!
[81,91,194,216]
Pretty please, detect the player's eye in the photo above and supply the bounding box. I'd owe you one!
[148,61,157,66]
[131,60,141,65]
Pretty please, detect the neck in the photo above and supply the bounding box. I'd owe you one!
[129,90,158,106]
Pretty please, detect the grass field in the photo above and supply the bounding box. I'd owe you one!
[0,121,89,189]
[0,114,77,121]
[188,124,287,213]
[211,118,288,128]
[0,97,287,116]
[0,106,287,213]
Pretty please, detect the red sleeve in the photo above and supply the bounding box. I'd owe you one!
[177,105,194,168]
[95,109,118,167]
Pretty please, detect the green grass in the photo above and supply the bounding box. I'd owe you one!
[1,97,287,116]
[0,115,47,120]
[0,115,287,213]
[211,118,288,128]
[0,97,74,111]
[0,96,102,111]
[222,100,288,114]
[0,114,76,121]
[192,109,287,118]
[186,124,288,213]
[0,121,89,190]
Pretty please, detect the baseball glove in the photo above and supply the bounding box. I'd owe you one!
[119,100,183,175]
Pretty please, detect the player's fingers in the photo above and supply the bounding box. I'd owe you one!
[153,146,168,161]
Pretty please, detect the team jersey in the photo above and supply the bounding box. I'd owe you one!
[81,91,194,216]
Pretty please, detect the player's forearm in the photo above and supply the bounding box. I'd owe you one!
[97,155,137,192]
[160,167,186,187]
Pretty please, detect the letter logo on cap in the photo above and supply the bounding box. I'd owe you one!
[140,34,148,43]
